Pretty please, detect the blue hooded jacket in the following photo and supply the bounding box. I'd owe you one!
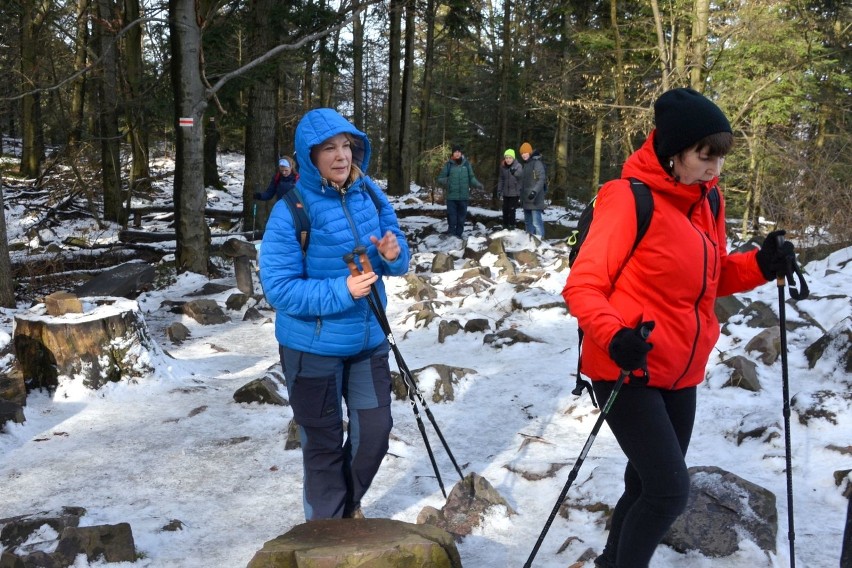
[259,108,410,356]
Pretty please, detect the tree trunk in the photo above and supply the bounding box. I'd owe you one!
[610,0,632,161]
[386,0,403,195]
[243,0,278,235]
[495,0,512,200]
[415,0,436,187]
[204,116,222,188]
[352,0,364,126]
[19,0,48,178]
[68,0,89,149]
[95,0,123,223]
[690,0,710,89]
[0,181,15,307]
[553,8,572,204]
[397,0,415,196]
[169,0,210,275]
[592,114,603,199]
[123,0,151,194]
[650,0,670,90]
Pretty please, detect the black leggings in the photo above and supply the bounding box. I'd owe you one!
[592,381,697,568]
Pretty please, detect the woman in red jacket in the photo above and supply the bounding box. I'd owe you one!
[562,88,794,568]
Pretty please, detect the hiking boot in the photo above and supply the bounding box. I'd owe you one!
[343,505,365,519]
[593,553,615,568]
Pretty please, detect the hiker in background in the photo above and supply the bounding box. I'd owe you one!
[259,108,411,521]
[519,142,547,238]
[497,148,523,229]
[436,144,483,238]
[562,87,796,568]
[254,157,298,201]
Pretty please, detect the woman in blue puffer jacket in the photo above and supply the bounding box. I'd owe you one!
[259,108,410,520]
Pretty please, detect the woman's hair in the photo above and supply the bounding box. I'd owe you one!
[693,131,734,157]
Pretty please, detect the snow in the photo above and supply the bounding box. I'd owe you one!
[1,150,850,567]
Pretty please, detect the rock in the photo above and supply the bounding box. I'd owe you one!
[417,473,514,540]
[438,320,462,343]
[167,322,191,344]
[744,326,781,365]
[183,299,230,325]
[741,301,777,329]
[663,466,776,557]
[234,377,288,406]
[0,401,25,432]
[714,295,745,323]
[53,523,136,565]
[721,355,761,391]
[483,328,542,348]
[431,253,456,273]
[246,518,462,568]
[226,293,250,311]
[463,319,490,333]
[804,316,852,373]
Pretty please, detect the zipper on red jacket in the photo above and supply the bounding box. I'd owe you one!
[672,191,712,389]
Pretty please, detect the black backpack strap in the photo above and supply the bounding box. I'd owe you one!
[281,187,311,254]
[627,178,654,252]
[707,185,721,219]
[571,179,654,405]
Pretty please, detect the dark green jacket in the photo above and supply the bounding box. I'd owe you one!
[437,158,482,200]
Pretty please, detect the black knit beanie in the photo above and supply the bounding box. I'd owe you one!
[654,88,732,161]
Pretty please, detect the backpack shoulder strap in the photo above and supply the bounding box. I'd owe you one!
[573,179,654,407]
[363,178,384,214]
[707,185,721,220]
[626,178,654,254]
[281,187,311,254]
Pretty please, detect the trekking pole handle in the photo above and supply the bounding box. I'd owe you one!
[354,245,373,273]
[775,233,787,286]
[343,253,361,277]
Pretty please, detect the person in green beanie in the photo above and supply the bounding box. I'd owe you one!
[498,149,522,228]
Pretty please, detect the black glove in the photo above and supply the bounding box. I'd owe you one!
[527,191,537,200]
[608,322,655,372]
[253,192,263,200]
[756,230,795,280]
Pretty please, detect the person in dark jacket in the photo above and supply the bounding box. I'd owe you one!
[254,157,298,201]
[259,108,410,521]
[563,88,796,568]
[436,144,483,237]
[497,148,522,228]
[519,142,547,238]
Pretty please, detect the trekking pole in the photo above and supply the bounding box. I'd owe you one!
[354,246,465,483]
[343,250,452,498]
[524,322,654,568]
[252,202,257,240]
[775,233,809,568]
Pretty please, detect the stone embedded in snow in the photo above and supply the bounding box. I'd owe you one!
[511,288,566,312]
[417,473,515,540]
[662,466,777,557]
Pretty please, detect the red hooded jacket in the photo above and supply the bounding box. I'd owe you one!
[562,131,767,390]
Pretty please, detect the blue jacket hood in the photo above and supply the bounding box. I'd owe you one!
[294,108,371,191]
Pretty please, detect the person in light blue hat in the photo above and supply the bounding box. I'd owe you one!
[255,156,298,201]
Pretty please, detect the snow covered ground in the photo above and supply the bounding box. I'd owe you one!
[1,151,850,567]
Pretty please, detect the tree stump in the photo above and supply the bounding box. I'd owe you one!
[13,296,159,391]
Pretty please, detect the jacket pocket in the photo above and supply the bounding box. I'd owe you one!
[289,374,338,427]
